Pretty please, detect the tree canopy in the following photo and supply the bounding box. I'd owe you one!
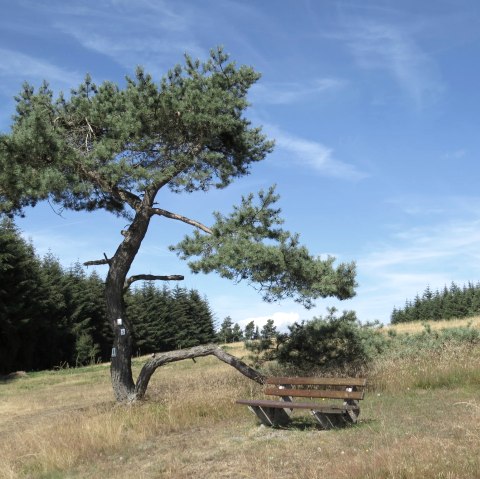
[0,49,271,217]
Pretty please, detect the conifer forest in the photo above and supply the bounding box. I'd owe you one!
[0,218,216,375]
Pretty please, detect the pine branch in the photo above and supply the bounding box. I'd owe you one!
[77,164,141,211]
[84,253,111,267]
[150,207,213,234]
[124,274,184,291]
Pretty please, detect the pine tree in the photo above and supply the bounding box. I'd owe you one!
[129,281,162,355]
[0,218,44,373]
[171,286,197,349]
[471,283,480,315]
[84,270,110,361]
[391,306,399,324]
[155,286,177,351]
[231,323,243,342]
[187,289,216,345]
[243,320,255,340]
[391,281,480,324]
[218,316,234,343]
[64,262,96,365]
[420,285,433,321]
[0,49,357,401]
[260,319,277,340]
[36,252,71,367]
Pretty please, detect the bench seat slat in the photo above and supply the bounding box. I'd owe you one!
[264,387,364,400]
[236,399,357,413]
[266,377,367,387]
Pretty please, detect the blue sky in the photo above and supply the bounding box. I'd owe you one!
[2,0,480,329]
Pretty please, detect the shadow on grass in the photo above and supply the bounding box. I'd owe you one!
[260,416,376,431]
[0,371,28,383]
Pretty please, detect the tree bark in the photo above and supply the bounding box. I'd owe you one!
[107,283,135,401]
[106,208,153,401]
[134,344,266,400]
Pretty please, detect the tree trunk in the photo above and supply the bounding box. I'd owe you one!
[106,275,135,401]
[106,209,152,401]
[134,344,266,400]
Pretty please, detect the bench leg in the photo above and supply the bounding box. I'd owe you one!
[344,400,360,424]
[345,408,360,423]
[311,407,361,429]
[248,406,291,427]
[311,411,348,429]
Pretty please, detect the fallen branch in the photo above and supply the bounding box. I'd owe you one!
[134,344,265,400]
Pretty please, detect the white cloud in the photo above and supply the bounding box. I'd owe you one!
[265,124,367,180]
[251,77,346,105]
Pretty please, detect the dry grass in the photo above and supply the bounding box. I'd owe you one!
[385,315,480,334]
[370,341,480,393]
[1,339,479,479]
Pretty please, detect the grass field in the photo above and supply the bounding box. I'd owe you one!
[1,326,479,478]
[385,316,480,334]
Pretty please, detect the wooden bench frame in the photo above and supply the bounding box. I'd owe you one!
[236,377,367,429]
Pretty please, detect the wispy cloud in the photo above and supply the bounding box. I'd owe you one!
[66,32,204,77]
[48,0,205,77]
[265,124,367,180]
[362,218,480,272]
[387,194,480,218]
[0,48,80,88]
[251,77,346,105]
[338,19,443,107]
[21,230,97,267]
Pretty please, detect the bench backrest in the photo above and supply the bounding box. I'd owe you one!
[264,377,367,401]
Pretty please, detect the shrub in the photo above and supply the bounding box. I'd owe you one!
[276,308,387,373]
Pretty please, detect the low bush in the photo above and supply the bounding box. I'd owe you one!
[245,309,480,378]
[275,308,387,374]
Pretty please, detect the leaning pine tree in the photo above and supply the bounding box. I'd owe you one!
[0,48,356,402]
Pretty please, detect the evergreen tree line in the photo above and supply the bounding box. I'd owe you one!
[391,282,480,324]
[126,282,216,355]
[216,316,276,344]
[0,219,216,374]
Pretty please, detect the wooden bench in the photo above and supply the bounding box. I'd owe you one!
[236,377,367,429]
